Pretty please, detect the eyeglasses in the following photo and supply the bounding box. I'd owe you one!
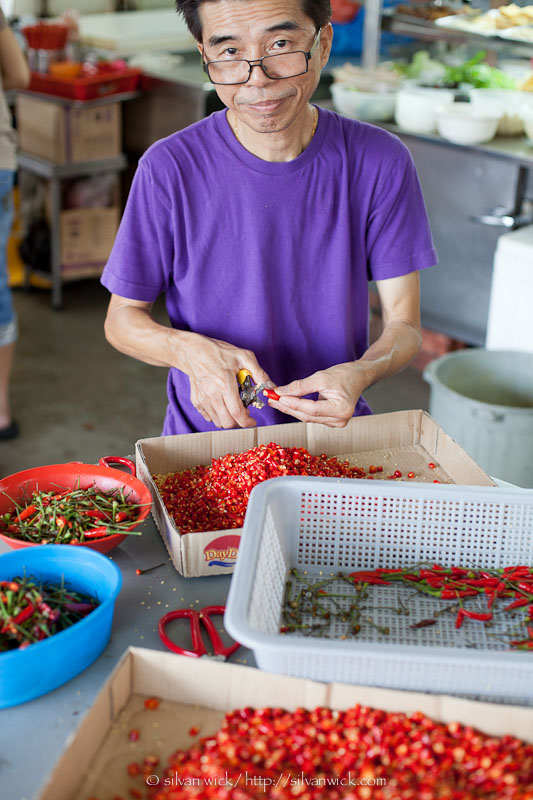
[203,29,321,86]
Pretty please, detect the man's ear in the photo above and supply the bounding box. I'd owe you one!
[320,23,334,67]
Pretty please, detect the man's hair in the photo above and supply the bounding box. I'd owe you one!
[176,0,332,43]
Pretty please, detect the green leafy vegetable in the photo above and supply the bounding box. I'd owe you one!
[394,50,517,89]
[443,51,517,89]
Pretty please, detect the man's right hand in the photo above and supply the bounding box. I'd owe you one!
[179,333,271,429]
[104,294,271,429]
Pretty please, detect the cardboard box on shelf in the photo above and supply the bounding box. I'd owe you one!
[37,646,533,800]
[15,94,121,164]
[60,206,120,277]
[135,409,495,578]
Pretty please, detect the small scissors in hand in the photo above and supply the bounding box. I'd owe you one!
[158,605,240,661]
[237,369,268,410]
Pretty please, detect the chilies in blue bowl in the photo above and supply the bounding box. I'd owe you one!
[0,545,122,708]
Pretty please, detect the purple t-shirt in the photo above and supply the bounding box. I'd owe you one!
[101,107,437,435]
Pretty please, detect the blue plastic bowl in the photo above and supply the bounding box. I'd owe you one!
[0,545,122,708]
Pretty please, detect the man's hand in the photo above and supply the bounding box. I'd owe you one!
[268,363,362,427]
[181,335,271,429]
[104,294,270,430]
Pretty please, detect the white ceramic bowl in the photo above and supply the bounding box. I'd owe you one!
[468,89,533,136]
[394,86,455,134]
[330,81,397,122]
[436,102,501,145]
[521,103,533,141]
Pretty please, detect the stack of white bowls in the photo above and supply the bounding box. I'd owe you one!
[469,88,533,136]
[394,86,455,134]
[434,101,501,145]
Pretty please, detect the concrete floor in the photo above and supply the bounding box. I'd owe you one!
[0,280,429,476]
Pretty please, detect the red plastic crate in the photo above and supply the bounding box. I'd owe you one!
[28,68,142,101]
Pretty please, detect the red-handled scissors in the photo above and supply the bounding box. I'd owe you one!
[158,605,240,660]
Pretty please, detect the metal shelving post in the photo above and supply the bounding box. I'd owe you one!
[15,90,138,309]
[362,0,384,69]
[17,152,127,309]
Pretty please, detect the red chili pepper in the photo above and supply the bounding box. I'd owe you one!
[14,504,37,523]
[504,566,530,578]
[393,470,402,478]
[463,578,500,588]
[13,601,35,626]
[375,568,404,574]
[504,597,530,611]
[441,589,480,599]
[407,472,415,479]
[263,389,280,401]
[460,609,493,622]
[410,619,437,629]
[420,569,443,580]
[63,601,95,614]
[428,462,436,469]
[81,510,108,520]
[144,697,160,710]
[455,609,465,629]
[83,526,110,538]
[348,572,388,584]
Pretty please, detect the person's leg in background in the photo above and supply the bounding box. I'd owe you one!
[0,169,18,439]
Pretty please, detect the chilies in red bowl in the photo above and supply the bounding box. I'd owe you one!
[0,457,152,554]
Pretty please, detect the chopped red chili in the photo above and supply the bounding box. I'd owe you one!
[144,703,533,798]
[155,444,381,533]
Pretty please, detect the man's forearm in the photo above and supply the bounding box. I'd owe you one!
[355,320,422,391]
[104,303,195,370]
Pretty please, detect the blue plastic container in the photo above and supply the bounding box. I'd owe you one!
[0,545,122,708]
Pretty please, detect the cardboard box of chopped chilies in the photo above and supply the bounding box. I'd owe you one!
[37,646,533,800]
[135,410,495,578]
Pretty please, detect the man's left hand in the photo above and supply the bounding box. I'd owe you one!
[269,363,362,427]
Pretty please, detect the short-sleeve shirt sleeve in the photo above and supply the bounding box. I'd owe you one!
[100,159,173,302]
[365,136,436,281]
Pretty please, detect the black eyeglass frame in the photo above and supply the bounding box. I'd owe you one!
[202,28,321,86]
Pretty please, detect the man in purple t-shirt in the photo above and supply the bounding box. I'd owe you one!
[101,0,437,435]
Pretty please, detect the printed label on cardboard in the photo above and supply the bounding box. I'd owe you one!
[203,534,240,568]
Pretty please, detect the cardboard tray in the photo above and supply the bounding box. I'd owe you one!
[37,646,533,800]
[136,410,495,578]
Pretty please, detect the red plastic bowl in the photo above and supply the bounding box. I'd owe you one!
[0,457,152,554]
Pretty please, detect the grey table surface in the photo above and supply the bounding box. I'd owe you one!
[0,513,254,800]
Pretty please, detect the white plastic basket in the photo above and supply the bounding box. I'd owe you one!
[225,476,533,704]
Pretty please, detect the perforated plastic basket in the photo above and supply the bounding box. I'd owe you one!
[225,476,533,704]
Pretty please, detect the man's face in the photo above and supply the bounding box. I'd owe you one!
[197,0,333,136]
